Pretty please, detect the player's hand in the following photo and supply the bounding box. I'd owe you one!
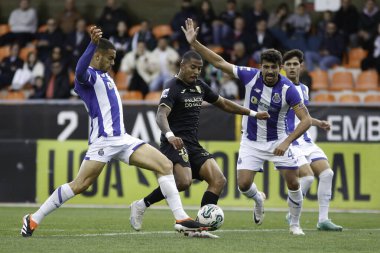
[273,141,290,156]
[181,18,199,44]
[319,120,331,131]
[89,26,103,44]
[256,111,270,120]
[168,136,184,150]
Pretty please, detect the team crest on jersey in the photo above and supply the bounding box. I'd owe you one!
[98,149,104,156]
[161,88,170,98]
[195,85,202,94]
[272,93,281,103]
[251,96,258,104]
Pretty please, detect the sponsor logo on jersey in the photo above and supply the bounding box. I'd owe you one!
[161,88,170,98]
[195,85,202,94]
[98,149,104,156]
[251,96,258,104]
[272,93,281,103]
[181,89,186,93]
[254,88,261,93]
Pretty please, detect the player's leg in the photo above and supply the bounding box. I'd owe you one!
[198,158,227,206]
[21,160,105,237]
[311,159,343,231]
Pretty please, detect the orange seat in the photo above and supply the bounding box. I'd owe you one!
[329,71,354,91]
[209,45,224,55]
[310,70,329,90]
[339,94,361,103]
[152,25,173,39]
[19,46,37,61]
[122,91,143,100]
[145,91,162,101]
[312,93,336,103]
[115,71,129,90]
[0,24,10,36]
[345,48,368,68]
[364,94,380,103]
[355,70,379,91]
[0,46,11,61]
[4,91,26,100]
[128,25,141,37]
[38,24,48,33]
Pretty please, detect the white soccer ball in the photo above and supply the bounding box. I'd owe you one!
[196,204,224,230]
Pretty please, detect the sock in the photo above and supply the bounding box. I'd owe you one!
[31,183,75,224]
[144,187,165,207]
[300,176,314,197]
[201,191,219,207]
[158,175,188,220]
[318,169,333,222]
[287,188,303,227]
[239,183,263,206]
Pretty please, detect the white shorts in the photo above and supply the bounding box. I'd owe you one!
[85,133,145,163]
[237,136,300,171]
[293,142,328,167]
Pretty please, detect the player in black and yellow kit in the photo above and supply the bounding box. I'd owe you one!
[130,50,269,231]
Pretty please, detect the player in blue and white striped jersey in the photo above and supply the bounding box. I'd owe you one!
[182,18,312,235]
[21,26,209,238]
[283,49,343,231]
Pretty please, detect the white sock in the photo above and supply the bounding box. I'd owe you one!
[318,169,333,222]
[300,176,314,197]
[32,183,75,224]
[239,183,263,206]
[287,188,303,227]
[158,175,188,220]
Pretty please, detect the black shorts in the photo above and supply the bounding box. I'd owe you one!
[160,141,213,180]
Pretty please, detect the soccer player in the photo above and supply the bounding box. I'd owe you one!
[181,18,312,235]
[20,26,209,237]
[129,50,270,231]
[282,49,343,231]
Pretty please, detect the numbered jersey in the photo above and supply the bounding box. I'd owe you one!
[74,67,125,144]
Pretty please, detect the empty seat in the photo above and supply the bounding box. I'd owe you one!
[0,46,11,61]
[364,94,380,103]
[145,91,162,101]
[128,25,141,37]
[329,71,354,91]
[339,94,361,103]
[208,45,224,55]
[4,91,26,100]
[345,48,368,68]
[312,93,336,103]
[114,71,129,90]
[310,69,329,90]
[0,24,10,36]
[122,91,143,100]
[152,25,173,39]
[355,70,379,91]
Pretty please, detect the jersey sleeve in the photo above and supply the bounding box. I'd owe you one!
[286,85,302,107]
[75,42,97,85]
[159,84,177,109]
[232,65,259,86]
[202,82,219,103]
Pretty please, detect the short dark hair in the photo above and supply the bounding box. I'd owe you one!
[260,49,282,66]
[182,50,202,63]
[96,38,116,52]
[283,49,304,64]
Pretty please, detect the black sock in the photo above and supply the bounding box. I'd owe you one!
[143,187,165,207]
[201,191,219,207]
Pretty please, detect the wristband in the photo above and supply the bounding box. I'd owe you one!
[249,110,257,117]
[165,131,174,139]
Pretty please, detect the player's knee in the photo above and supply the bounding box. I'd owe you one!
[237,179,251,192]
[70,180,92,194]
[158,158,173,175]
[287,179,300,191]
[212,175,226,190]
[176,179,192,191]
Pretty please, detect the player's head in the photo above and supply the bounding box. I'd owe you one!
[260,49,282,86]
[92,38,116,72]
[178,50,203,84]
[282,49,303,83]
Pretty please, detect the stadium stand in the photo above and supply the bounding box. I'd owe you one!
[122,90,143,100]
[0,24,10,36]
[312,93,336,103]
[345,47,368,69]
[329,71,354,91]
[364,93,380,103]
[354,70,379,91]
[152,24,173,39]
[128,24,141,37]
[338,93,361,103]
[310,69,329,91]
[145,91,162,101]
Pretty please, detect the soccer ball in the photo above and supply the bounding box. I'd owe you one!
[196,204,224,230]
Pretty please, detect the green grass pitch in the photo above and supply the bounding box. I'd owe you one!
[1,206,379,253]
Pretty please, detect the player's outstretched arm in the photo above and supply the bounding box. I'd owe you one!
[156,105,184,150]
[213,96,270,120]
[75,26,103,83]
[312,118,331,131]
[181,18,234,76]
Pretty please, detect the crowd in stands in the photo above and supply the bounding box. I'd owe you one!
[0,0,379,103]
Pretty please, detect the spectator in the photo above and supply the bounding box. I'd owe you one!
[213,0,240,45]
[120,41,158,96]
[44,46,68,71]
[305,22,345,71]
[97,0,129,38]
[251,19,276,63]
[221,16,252,57]
[317,11,334,36]
[357,0,380,46]
[64,19,91,71]
[44,61,71,99]
[0,44,23,89]
[10,51,44,90]
[334,0,360,47]
[35,18,65,62]
[131,20,156,51]
[197,0,216,45]
[361,22,380,74]
[285,3,311,51]
[28,76,45,99]
[267,2,289,31]
[149,37,179,91]
[57,0,82,34]
[219,72,239,100]
[170,0,198,42]
[0,0,37,47]
[109,21,132,72]
[243,0,269,32]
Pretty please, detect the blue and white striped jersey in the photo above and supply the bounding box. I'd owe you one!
[74,43,125,144]
[233,65,302,142]
[286,83,312,146]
